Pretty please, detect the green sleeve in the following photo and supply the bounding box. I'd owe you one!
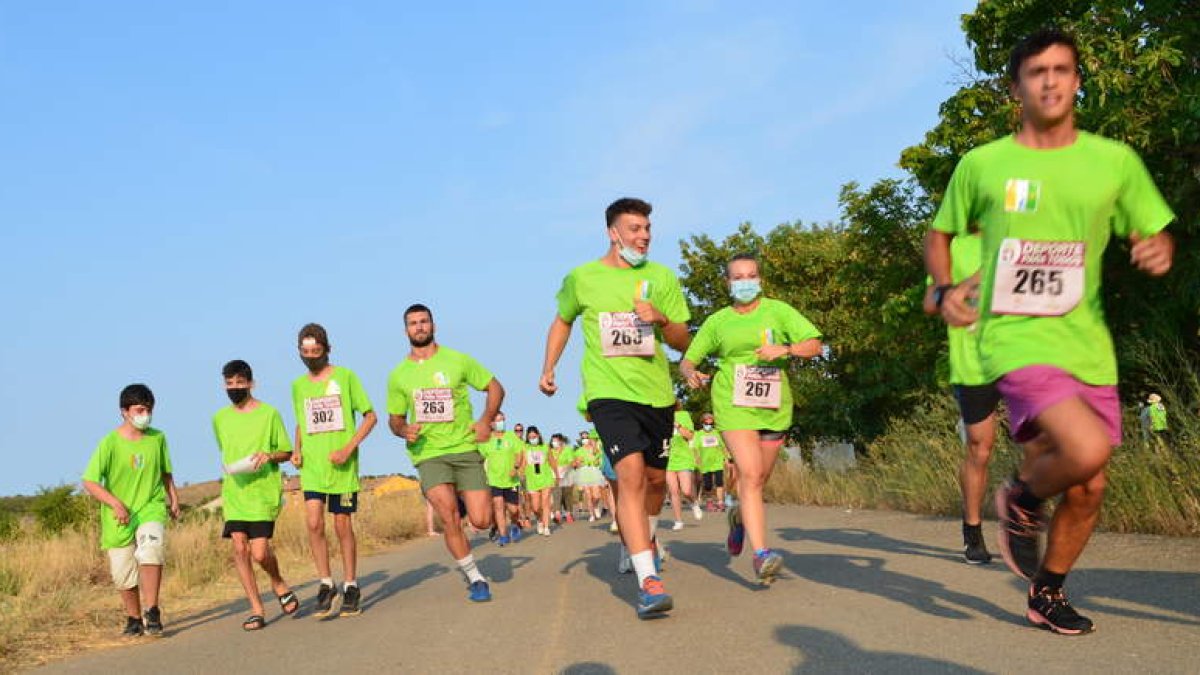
[780,304,821,343]
[271,408,292,453]
[931,154,976,236]
[386,368,409,416]
[211,414,223,452]
[463,353,495,391]
[556,271,580,323]
[658,271,691,324]
[347,369,373,414]
[1114,146,1174,238]
[291,380,303,426]
[160,433,173,474]
[82,437,109,483]
[683,314,718,363]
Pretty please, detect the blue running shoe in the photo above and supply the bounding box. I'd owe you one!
[468,580,492,603]
[753,549,783,585]
[636,576,673,619]
[726,504,745,557]
[510,524,522,543]
[497,535,510,547]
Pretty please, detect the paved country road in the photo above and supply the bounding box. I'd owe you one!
[37,505,1200,674]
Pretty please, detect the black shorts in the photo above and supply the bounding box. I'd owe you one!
[222,520,276,539]
[303,491,359,514]
[587,399,673,471]
[702,470,725,490]
[491,487,519,505]
[953,384,1002,426]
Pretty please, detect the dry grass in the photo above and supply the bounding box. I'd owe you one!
[0,488,424,672]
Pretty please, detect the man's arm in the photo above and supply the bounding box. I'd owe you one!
[332,411,377,465]
[82,479,129,524]
[924,229,954,316]
[474,378,505,442]
[540,316,573,396]
[162,472,180,519]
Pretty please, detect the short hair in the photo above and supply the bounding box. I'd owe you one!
[726,252,759,277]
[404,304,433,322]
[119,383,155,410]
[298,323,330,351]
[222,359,253,381]
[1008,28,1079,83]
[605,197,652,228]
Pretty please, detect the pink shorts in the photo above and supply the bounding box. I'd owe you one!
[996,365,1122,446]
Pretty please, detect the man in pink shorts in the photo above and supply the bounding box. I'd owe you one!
[925,29,1175,635]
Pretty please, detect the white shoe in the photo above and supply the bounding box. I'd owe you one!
[672,521,684,531]
[609,520,619,534]
[594,508,602,519]
[588,514,596,522]
[692,503,703,521]
[617,548,633,574]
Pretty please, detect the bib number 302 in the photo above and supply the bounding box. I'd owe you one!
[991,238,1084,316]
[305,395,345,433]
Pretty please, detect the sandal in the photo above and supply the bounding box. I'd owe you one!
[277,590,299,616]
[242,615,266,631]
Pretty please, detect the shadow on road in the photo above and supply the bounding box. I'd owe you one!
[775,624,988,674]
[1069,569,1200,626]
[559,543,633,608]
[776,527,972,565]
[475,552,534,583]
[169,579,320,634]
[781,551,1014,623]
[560,662,618,675]
[665,539,764,591]
[359,563,449,611]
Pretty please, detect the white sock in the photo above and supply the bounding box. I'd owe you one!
[320,577,334,587]
[344,580,357,590]
[456,554,486,584]
[648,515,659,534]
[631,550,656,585]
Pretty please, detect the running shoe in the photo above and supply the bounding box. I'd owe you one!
[497,534,510,547]
[672,521,684,531]
[963,527,993,565]
[1027,585,1094,635]
[340,585,362,616]
[122,616,144,637]
[541,525,551,537]
[468,580,492,603]
[609,520,619,534]
[488,526,498,542]
[143,606,163,636]
[995,479,1044,579]
[753,549,783,585]
[617,547,633,574]
[315,582,338,617]
[509,524,522,543]
[636,576,673,619]
[588,514,596,522]
[566,513,575,524]
[726,503,745,557]
[691,502,703,521]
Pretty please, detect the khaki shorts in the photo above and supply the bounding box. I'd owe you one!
[107,521,166,590]
[417,451,488,492]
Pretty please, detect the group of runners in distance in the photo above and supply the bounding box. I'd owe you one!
[81,28,1176,638]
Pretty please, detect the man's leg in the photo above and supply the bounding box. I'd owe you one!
[427,483,489,599]
[231,532,265,617]
[304,497,332,579]
[249,536,291,600]
[665,471,683,524]
[462,488,493,531]
[333,513,357,583]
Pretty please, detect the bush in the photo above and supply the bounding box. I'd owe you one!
[31,486,94,535]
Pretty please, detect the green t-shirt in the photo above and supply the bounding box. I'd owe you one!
[931,133,1174,385]
[1149,403,1168,431]
[82,428,173,549]
[692,430,727,473]
[553,445,576,476]
[523,443,555,490]
[556,260,690,408]
[478,434,522,488]
[667,410,697,471]
[387,346,495,465]
[946,234,988,386]
[291,366,373,494]
[683,298,821,432]
[212,402,291,522]
[576,442,602,467]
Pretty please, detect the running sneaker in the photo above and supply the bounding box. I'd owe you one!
[488,526,498,542]
[143,606,163,636]
[1027,585,1094,635]
[726,503,745,557]
[315,582,338,617]
[497,534,510,547]
[588,514,596,522]
[609,520,619,534]
[753,549,783,585]
[995,479,1044,579]
[340,585,362,616]
[963,528,993,565]
[636,576,673,619]
[122,615,144,637]
[691,502,703,521]
[566,513,575,524]
[671,521,684,531]
[509,524,522,543]
[541,525,551,537]
[468,580,492,603]
[617,547,633,574]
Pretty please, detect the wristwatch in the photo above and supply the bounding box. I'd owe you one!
[933,284,953,308]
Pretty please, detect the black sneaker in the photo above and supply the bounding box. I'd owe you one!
[1027,585,1095,635]
[315,583,338,617]
[995,479,1043,579]
[340,585,362,616]
[963,527,993,565]
[122,616,144,637]
[143,606,163,637]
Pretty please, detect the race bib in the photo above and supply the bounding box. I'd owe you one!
[414,388,455,423]
[305,395,345,433]
[599,312,655,357]
[733,364,783,409]
[701,435,719,448]
[529,450,545,464]
[991,238,1084,316]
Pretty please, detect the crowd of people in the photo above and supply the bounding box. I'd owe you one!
[80,28,1176,639]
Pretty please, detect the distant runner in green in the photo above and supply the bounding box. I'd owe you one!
[681,253,822,585]
[925,29,1175,635]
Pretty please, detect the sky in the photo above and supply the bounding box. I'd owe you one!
[0,1,977,496]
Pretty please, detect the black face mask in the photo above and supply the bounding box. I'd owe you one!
[302,355,328,374]
[226,387,250,405]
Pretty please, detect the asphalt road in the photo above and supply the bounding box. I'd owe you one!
[37,504,1200,674]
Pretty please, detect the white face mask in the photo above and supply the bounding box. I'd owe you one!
[131,413,152,430]
[613,229,648,267]
[702,423,713,431]
[529,436,541,445]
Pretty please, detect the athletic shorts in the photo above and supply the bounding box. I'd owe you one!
[953,383,1003,426]
[106,521,166,590]
[491,487,519,505]
[997,365,1121,446]
[758,429,786,442]
[587,399,673,471]
[222,520,276,539]
[702,470,725,490]
[304,491,359,514]
[417,451,488,492]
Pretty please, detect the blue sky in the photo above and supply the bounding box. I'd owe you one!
[0,1,976,496]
